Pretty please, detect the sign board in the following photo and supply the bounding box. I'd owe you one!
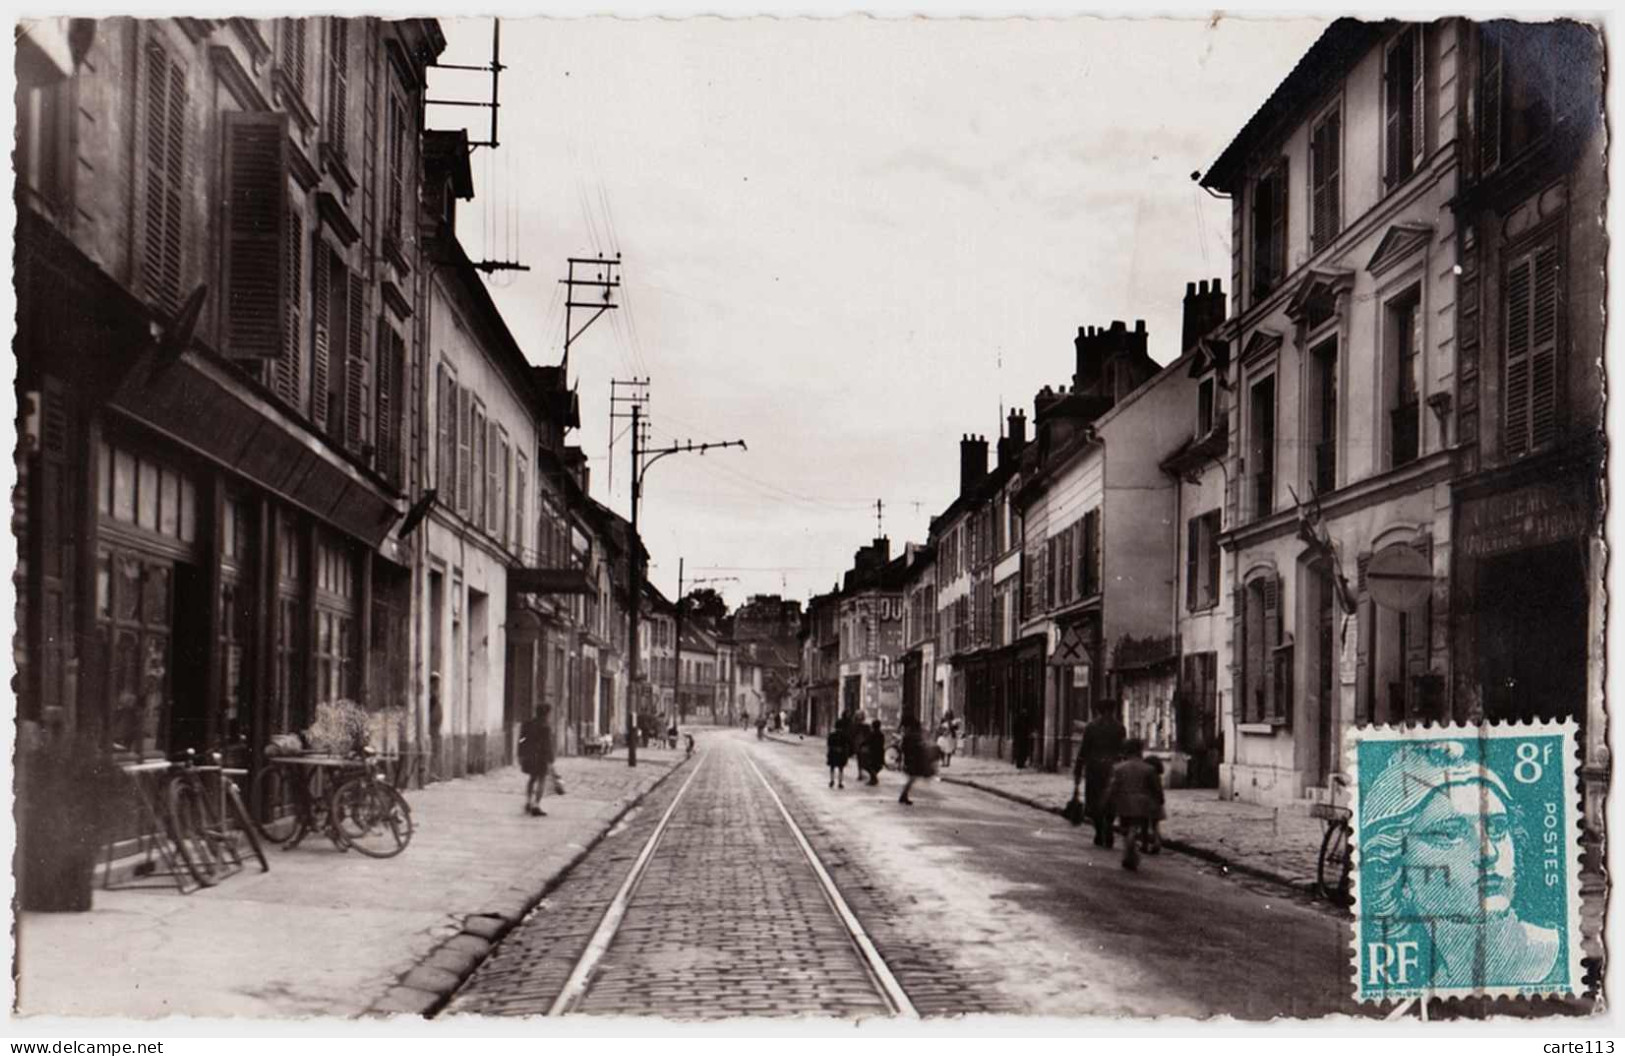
[509,567,595,595]
[1458,480,1590,560]
[1367,545,1432,611]
[1049,625,1092,667]
[1072,664,1090,688]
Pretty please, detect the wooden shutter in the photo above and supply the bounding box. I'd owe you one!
[310,244,331,432]
[327,19,348,155]
[1186,519,1199,610]
[374,326,396,481]
[223,111,288,359]
[1206,513,1221,607]
[282,18,307,96]
[344,273,366,451]
[1384,36,1404,187]
[142,39,185,315]
[276,209,304,404]
[486,421,498,534]
[1504,248,1534,456]
[1529,243,1560,451]
[1311,115,1338,248]
[1410,27,1426,170]
[1270,159,1288,287]
[1480,30,1503,174]
[1261,575,1281,720]
[1232,585,1248,723]
[456,392,470,513]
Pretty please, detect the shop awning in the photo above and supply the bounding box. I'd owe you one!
[109,352,404,549]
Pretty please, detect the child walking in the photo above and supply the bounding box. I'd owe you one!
[1104,738,1163,870]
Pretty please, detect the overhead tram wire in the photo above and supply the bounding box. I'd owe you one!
[643,425,879,515]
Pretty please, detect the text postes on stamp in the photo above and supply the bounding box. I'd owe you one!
[1349,720,1582,1004]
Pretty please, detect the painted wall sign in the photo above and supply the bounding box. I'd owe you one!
[1458,481,1589,561]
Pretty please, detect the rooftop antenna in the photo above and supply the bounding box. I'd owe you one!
[875,498,884,539]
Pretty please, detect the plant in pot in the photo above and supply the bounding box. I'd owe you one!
[15,727,127,912]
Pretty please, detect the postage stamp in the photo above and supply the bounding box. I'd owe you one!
[1348,720,1583,1003]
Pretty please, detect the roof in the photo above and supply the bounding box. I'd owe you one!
[1200,19,1383,194]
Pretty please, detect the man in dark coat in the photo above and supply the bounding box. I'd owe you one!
[898,716,935,805]
[1072,699,1126,847]
[519,704,556,817]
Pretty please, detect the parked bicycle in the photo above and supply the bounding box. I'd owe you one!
[253,747,413,858]
[1311,772,1353,907]
[165,748,270,887]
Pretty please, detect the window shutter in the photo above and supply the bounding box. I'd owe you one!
[1206,514,1221,605]
[1311,122,1328,249]
[1504,249,1534,456]
[374,327,397,482]
[1410,27,1426,169]
[1270,159,1288,284]
[223,111,288,359]
[142,40,186,315]
[276,209,304,404]
[435,367,450,492]
[1355,595,1373,726]
[1324,113,1340,242]
[1529,243,1560,451]
[1186,519,1199,610]
[327,18,349,156]
[1232,585,1248,723]
[1262,575,1280,719]
[344,272,366,452]
[310,244,331,433]
[1250,173,1271,299]
[486,421,498,533]
[1480,31,1503,174]
[457,388,471,513]
[282,19,307,96]
[1384,37,1403,187]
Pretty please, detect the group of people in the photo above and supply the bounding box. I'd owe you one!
[1071,700,1165,870]
[824,711,961,806]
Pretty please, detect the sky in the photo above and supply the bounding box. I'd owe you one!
[427,14,1330,609]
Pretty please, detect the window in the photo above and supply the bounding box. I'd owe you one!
[436,366,457,498]
[274,207,305,406]
[457,389,472,513]
[1186,511,1221,611]
[1058,527,1075,605]
[1240,573,1283,724]
[1480,22,1591,175]
[1389,287,1423,467]
[486,421,499,535]
[1249,375,1276,519]
[18,72,71,213]
[1250,159,1288,303]
[1311,337,1338,493]
[375,325,404,484]
[386,93,408,242]
[142,37,187,315]
[1310,105,1341,250]
[1384,26,1424,187]
[1197,378,1215,437]
[515,454,528,557]
[1045,536,1058,610]
[1503,237,1560,458]
[1080,508,1101,597]
[325,19,349,159]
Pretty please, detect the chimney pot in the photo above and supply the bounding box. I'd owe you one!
[1185,281,1196,297]
[1198,280,1209,295]
[1136,319,1146,333]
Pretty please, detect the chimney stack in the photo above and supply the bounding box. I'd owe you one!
[959,434,989,496]
[1181,277,1227,353]
[998,408,1028,467]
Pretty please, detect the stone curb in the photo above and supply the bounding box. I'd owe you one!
[936,774,1316,897]
[362,755,693,1020]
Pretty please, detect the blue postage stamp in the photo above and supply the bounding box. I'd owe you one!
[1349,720,1582,1003]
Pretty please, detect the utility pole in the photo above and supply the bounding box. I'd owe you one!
[615,402,747,766]
[608,377,648,497]
[562,255,622,374]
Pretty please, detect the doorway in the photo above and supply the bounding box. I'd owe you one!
[1476,542,1587,725]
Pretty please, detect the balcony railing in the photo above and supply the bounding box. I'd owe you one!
[1391,402,1420,468]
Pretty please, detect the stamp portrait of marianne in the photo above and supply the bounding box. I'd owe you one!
[1350,721,1582,1003]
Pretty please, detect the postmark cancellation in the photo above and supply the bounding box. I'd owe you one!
[1348,720,1584,1004]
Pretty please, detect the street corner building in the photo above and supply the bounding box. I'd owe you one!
[14,17,641,856]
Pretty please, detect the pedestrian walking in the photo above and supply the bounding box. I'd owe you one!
[518,704,556,817]
[1143,754,1166,854]
[898,715,936,805]
[756,715,767,740]
[667,721,679,750]
[935,721,958,769]
[1072,699,1127,847]
[826,718,851,788]
[1104,739,1163,871]
[861,719,886,785]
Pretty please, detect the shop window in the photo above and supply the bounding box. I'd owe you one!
[99,441,197,545]
[1250,159,1288,303]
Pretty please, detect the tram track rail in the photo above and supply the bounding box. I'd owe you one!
[536,746,917,1018]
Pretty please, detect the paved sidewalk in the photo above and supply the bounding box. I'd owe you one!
[16,750,684,1019]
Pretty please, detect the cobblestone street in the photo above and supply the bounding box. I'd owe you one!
[446,729,1363,1020]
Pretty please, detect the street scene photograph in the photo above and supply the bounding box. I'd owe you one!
[8,5,1614,1030]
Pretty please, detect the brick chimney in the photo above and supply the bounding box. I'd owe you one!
[1181,277,1227,353]
[997,409,1028,467]
[1074,320,1150,398]
[959,434,988,495]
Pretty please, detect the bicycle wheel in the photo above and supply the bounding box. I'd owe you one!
[166,777,226,886]
[1317,820,1353,907]
[251,765,300,844]
[224,781,271,872]
[330,778,413,858]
